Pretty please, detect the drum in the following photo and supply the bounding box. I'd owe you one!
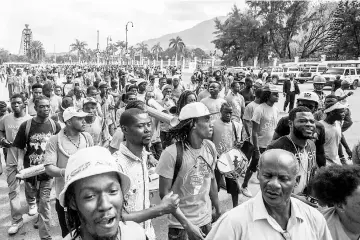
[149,175,161,206]
[217,148,249,180]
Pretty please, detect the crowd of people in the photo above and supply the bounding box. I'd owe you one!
[0,63,359,240]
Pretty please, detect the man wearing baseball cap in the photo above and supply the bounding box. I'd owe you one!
[136,78,148,102]
[319,98,347,165]
[99,82,116,136]
[59,146,147,240]
[44,107,93,237]
[156,102,222,240]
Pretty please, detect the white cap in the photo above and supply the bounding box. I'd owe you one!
[59,146,131,207]
[178,102,215,121]
[324,102,346,113]
[83,97,97,106]
[63,107,89,122]
[297,92,320,103]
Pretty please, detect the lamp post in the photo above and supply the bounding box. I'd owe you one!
[126,21,134,65]
[107,36,112,64]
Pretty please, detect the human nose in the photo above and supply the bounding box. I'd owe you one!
[268,176,281,189]
[97,193,112,212]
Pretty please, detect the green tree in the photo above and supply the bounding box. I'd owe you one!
[326,0,360,59]
[169,36,186,61]
[212,6,269,65]
[248,1,314,59]
[151,42,163,61]
[27,40,45,63]
[70,39,88,63]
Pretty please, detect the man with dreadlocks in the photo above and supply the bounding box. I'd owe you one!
[59,146,147,240]
[156,102,221,240]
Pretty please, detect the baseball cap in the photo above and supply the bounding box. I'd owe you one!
[99,82,110,88]
[137,78,148,86]
[63,107,89,121]
[179,102,215,121]
[59,146,131,207]
[297,92,319,103]
[83,97,97,105]
[162,84,174,92]
[262,84,280,93]
[254,79,263,87]
[324,101,346,113]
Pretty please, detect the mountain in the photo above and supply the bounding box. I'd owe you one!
[141,16,227,52]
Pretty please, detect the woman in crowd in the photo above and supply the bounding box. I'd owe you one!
[310,165,360,240]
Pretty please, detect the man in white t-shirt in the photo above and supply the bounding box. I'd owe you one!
[241,84,279,197]
[201,81,226,121]
[319,100,346,165]
[225,81,245,123]
[334,79,353,132]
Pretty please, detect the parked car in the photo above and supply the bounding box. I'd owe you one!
[322,67,360,90]
[269,67,287,84]
[297,65,327,83]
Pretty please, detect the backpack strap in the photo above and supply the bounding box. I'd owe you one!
[25,118,33,141]
[172,141,183,187]
[231,121,238,142]
[49,118,56,134]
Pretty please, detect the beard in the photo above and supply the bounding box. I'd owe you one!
[293,125,313,140]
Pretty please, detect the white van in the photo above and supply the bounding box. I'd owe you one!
[297,65,327,83]
[322,67,360,90]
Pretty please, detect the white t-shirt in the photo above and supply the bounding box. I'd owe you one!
[319,120,342,165]
[243,101,260,142]
[200,97,227,121]
[212,119,242,155]
[156,140,217,229]
[251,103,279,148]
[63,221,147,240]
[334,88,349,106]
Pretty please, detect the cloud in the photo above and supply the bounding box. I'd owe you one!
[0,0,243,54]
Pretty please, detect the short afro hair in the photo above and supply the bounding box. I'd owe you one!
[310,165,360,206]
[288,106,311,121]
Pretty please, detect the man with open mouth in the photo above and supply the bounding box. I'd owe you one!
[60,146,147,240]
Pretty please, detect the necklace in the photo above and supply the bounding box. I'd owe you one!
[286,135,312,181]
[64,129,81,149]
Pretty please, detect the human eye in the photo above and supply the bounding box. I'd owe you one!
[109,188,119,195]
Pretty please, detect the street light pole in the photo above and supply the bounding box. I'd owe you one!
[107,36,112,65]
[125,21,134,52]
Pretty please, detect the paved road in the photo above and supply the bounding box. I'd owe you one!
[0,80,359,240]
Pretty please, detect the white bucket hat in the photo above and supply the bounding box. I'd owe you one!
[59,146,131,207]
[178,102,215,121]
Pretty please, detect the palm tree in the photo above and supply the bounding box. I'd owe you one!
[151,42,163,61]
[115,40,126,59]
[27,40,45,62]
[70,39,88,63]
[169,36,186,61]
[136,42,149,55]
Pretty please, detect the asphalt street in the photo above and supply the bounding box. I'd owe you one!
[0,78,359,240]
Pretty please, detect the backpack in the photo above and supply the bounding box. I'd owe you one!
[25,118,56,141]
[171,140,216,187]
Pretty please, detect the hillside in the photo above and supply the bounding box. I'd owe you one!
[141,16,227,52]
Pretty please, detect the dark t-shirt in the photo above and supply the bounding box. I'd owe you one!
[274,116,326,167]
[267,136,317,194]
[13,118,61,181]
[240,88,255,106]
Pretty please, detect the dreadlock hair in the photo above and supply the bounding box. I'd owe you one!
[176,90,197,115]
[260,91,271,104]
[64,183,81,240]
[168,118,196,145]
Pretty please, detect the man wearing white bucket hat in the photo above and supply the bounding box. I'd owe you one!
[156,102,221,240]
[60,146,147,240]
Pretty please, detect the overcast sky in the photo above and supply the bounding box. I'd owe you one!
[1,0,244,54]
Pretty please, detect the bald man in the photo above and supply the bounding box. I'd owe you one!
[206,149,332,240]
